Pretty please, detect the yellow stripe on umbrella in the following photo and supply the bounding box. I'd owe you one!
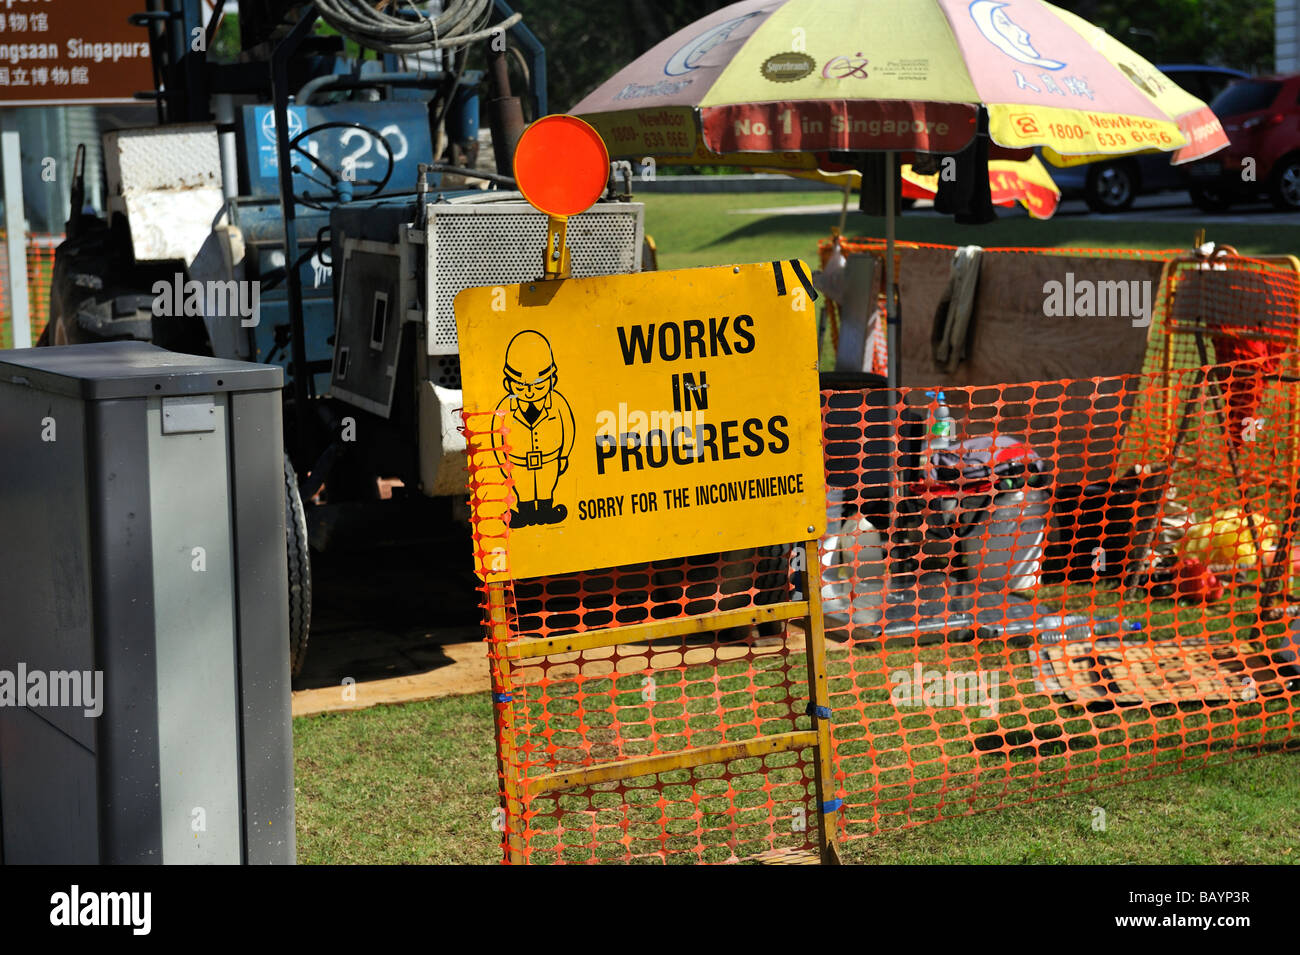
[757,155,1060,217]
[903,156,1061,218]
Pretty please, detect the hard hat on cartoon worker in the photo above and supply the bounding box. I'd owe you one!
[502,330,555,399]
[492,329,576,527]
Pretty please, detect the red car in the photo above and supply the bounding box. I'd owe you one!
[1187,73,1300,212]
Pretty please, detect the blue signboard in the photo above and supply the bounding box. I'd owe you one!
[254,105,308,178]
[243,101,433,199]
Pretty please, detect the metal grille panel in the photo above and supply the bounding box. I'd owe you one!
[426,202,643,355]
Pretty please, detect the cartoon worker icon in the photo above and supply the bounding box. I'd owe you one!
[493,330,576,527]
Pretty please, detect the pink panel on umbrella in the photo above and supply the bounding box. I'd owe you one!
[938,0,1164,121]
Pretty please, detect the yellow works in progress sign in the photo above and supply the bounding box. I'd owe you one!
[456,261,827,581]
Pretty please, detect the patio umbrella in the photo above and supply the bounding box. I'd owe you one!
[775,154,1062,219]
[905,155,1060,218]
[572,0,1228,387]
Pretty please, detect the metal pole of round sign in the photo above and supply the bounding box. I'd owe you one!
[512,114,610,280]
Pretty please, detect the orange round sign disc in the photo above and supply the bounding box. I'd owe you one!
[513,115,609,218]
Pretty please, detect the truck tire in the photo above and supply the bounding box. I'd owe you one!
[285,454,313,678]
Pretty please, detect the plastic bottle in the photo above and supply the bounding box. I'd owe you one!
[925,390,955,449]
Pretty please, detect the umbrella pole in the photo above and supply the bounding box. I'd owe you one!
[885,150,899,391]
[883,150,902,609]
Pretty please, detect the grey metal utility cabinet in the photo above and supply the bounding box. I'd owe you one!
[0,342,294,864]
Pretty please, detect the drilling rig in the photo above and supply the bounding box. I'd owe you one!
[40,0,646,674]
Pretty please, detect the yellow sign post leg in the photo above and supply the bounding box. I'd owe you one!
[800,537,842,864]
[487,581,526,864]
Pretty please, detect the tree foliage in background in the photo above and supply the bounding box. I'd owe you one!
[210,2,1277,107]
[510,0,732,110]
[213,13,241,63]
[510,0,1276,114]
[1057,0,1274,73]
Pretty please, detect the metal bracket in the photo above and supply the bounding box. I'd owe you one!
[543,214,571,280]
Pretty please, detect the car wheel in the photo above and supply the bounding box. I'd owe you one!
[1190,184,1232,213]
[1084,163,1137,213]
[1268,155,1300,211]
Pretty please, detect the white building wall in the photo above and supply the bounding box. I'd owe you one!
[1280,0,1299,72]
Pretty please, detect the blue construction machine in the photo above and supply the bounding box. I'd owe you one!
[39,0,646,674]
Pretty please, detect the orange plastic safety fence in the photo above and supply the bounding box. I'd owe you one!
[820,237,1185,262]
[469,351,1300,863]
[463,407,825,864]
[1142,251,1300,378]
[0,234,62,348]
[820,357,1300,838]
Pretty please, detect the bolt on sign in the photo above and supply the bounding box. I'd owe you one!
[0,0,155,106]
[456,260,827,580]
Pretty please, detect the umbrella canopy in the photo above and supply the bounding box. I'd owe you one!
[906,156,1060,217]
[572,0,1229,388]
[786,156,1061,217]
[572,0,1227,165]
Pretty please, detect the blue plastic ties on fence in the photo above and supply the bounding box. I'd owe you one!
[493,692,513,704]
[805,702,831,720]
[822,798,843,814]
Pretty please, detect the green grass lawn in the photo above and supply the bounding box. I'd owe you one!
[295,695,499,865]
[293,592,1300,865]
[293,191,1300,864]
[293,692,1299,865]
[640,191,1299,271]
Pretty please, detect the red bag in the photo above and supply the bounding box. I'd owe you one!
[1175,556,1225,603]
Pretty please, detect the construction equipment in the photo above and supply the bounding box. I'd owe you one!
[38,1,646,675]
